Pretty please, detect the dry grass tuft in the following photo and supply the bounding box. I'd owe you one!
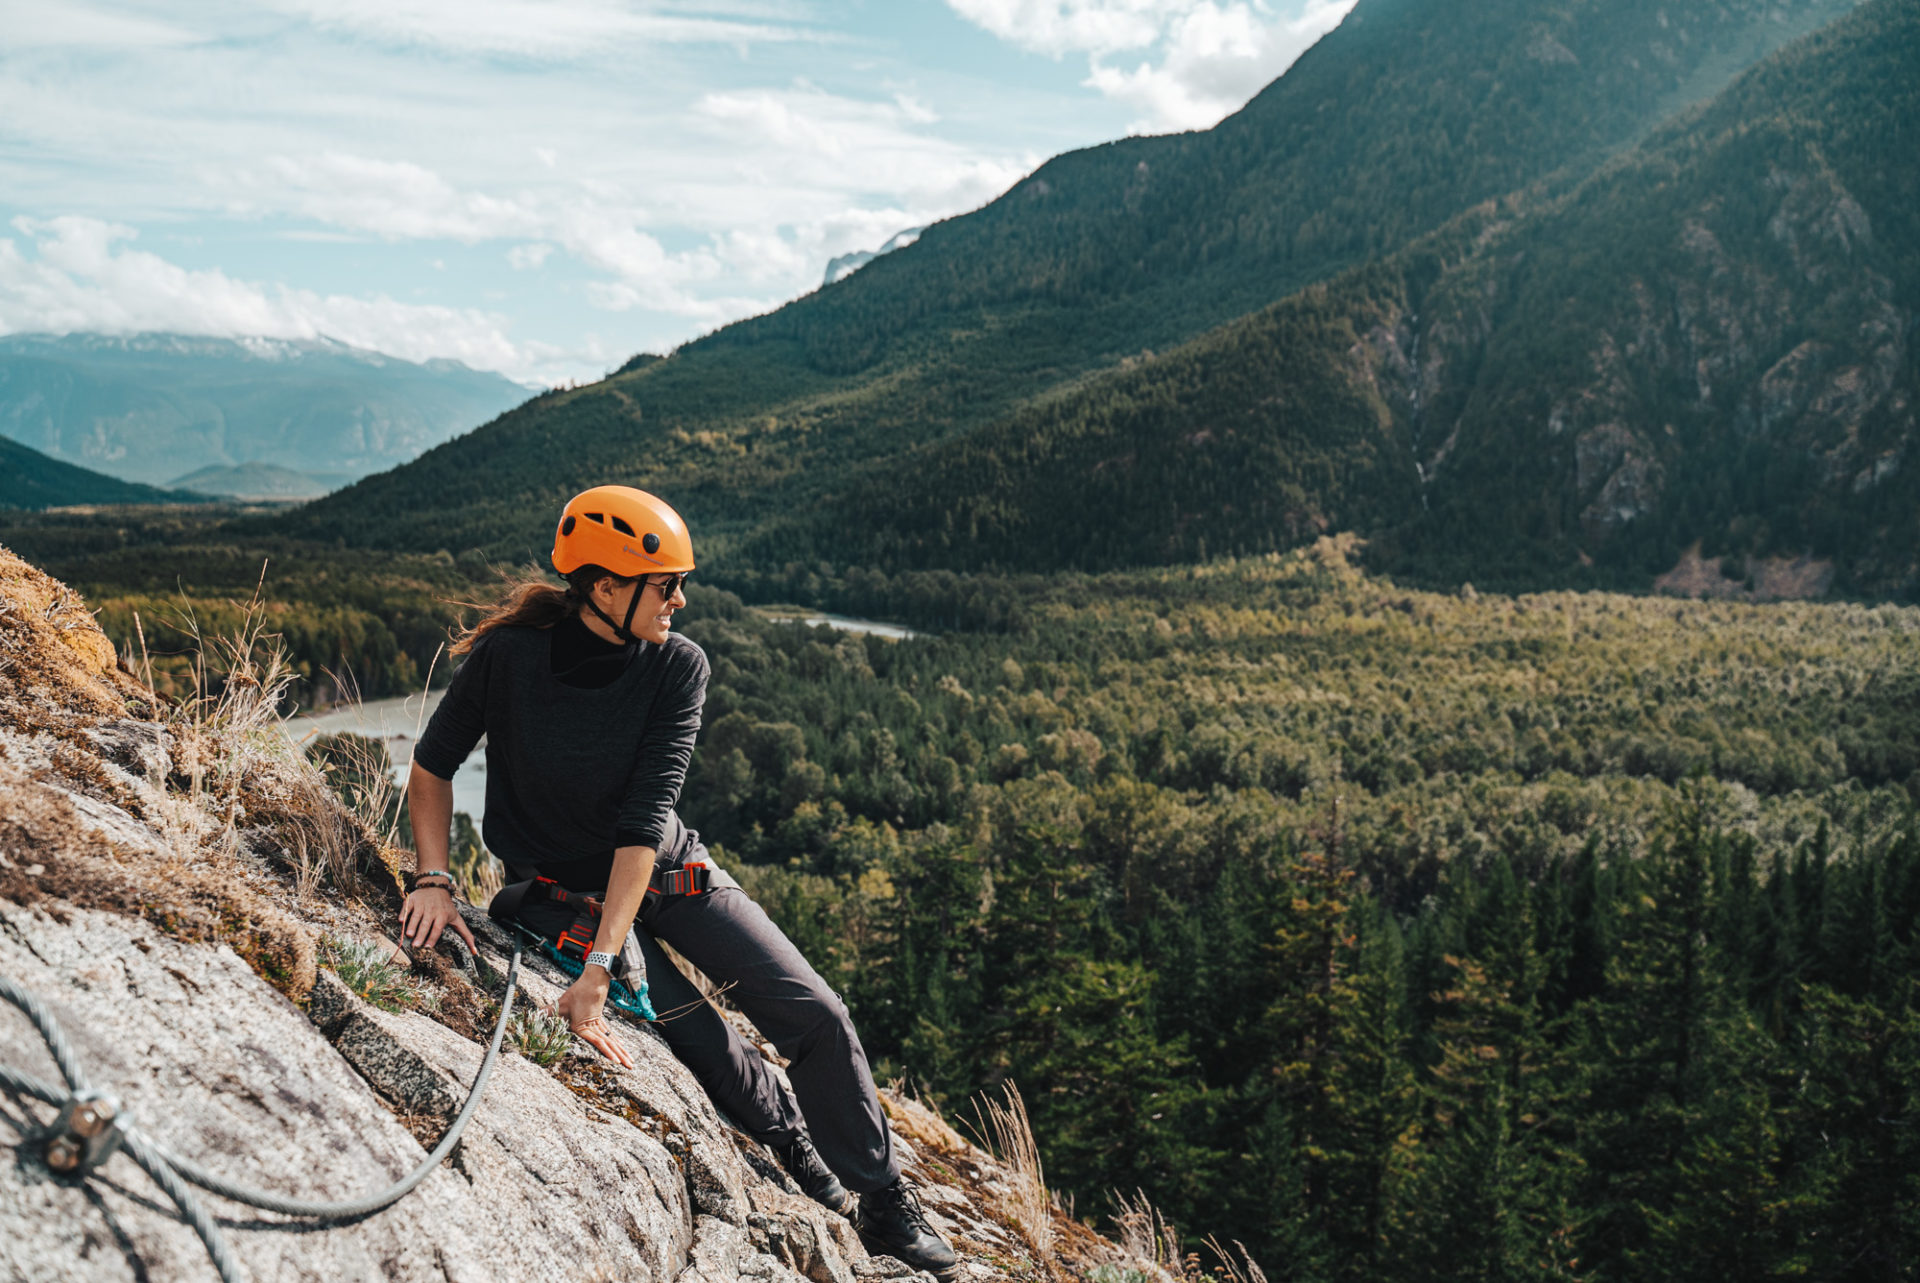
[967,1081,1052,1253]
[881,1081,972,1156]
[1199,1236,1268,1283]
[0,758,318,1001]
[149,579,403,907]
[1095,1192,1271,1283]
[0,545,151,724]
[1109,1189,1182,1281]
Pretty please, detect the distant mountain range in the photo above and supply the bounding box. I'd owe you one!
[168,462,357,501]
[0,333,531,489]
[277,0,1915,598]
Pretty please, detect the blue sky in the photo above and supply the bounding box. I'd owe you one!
[0,0,1355,385]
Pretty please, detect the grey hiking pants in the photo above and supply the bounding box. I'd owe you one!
[635,886,900,1194]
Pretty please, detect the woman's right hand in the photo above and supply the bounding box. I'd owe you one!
[556,971,635,1068]
[399,886,478,953]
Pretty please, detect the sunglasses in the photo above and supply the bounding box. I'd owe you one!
[643,572,689,599]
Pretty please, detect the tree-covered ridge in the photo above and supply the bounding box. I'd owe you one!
[0,435,207,510]
[762,0,1917,598]
[661,544,1920,1277]
[271,0,1855,570]
[697,0,1854,376]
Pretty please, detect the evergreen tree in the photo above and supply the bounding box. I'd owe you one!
[1394,858,1578,1282]
[1576,802,1787,1279]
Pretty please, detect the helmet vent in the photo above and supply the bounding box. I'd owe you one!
[585,512,606,525]
[610,515,636,536]
[561,515,576,535]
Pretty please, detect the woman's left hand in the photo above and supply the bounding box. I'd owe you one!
[398,886,477,953]
[556,971,634,1068]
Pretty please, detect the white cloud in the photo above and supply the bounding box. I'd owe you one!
[945,0,1177,57]
[0,216,540,377]
[950,0,1356,131]
[0,0,1109,382]
[4,6,199,49]
[250,153,543,243]
[892,93,939,124]
[262,0,816,60]
[507,242,554,269]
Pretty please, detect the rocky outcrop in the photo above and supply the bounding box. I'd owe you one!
[0,548,1133,1282]
[1331,8,1920,595]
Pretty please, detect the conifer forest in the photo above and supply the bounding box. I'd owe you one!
[689,546,1920,1281]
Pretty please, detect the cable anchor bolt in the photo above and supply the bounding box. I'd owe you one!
[46,1089,126,1174]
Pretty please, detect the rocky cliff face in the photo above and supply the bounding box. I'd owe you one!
[0,548,1130,1283]
[1369,0,1920,591]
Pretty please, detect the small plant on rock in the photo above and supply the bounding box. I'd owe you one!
[1087,1267,1159,1283]
[510,1006,575,1066]
[324,938,420,1011]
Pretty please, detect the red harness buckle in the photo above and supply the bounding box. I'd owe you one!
[646,860,713,903]
[554,920,597,959]
[534,875,602,916]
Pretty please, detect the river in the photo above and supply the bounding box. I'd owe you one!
[282,609,919,826]
[751,608,923,640]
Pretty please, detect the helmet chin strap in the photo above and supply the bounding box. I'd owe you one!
[580,579,646,646]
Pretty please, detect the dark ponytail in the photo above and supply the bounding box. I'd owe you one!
[450,565,630,655]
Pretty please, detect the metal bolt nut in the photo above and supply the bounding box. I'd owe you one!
[71,1099,117,1139]
[45,1135,83,1173]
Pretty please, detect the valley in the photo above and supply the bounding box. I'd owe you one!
[3,0,1916,1274]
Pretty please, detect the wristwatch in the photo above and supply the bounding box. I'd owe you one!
[584,950,619,975]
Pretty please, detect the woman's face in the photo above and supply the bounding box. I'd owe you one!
[590,574,688,644]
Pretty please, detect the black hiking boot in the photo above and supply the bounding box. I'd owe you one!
[857,1178,959,1278]
[773,1135,856,1215]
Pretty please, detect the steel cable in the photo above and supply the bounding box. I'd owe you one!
[0,946,521,1282]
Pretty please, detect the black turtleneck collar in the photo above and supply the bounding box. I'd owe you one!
[549,612,634,688]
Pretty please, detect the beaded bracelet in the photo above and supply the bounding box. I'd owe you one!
[409,871,455,893]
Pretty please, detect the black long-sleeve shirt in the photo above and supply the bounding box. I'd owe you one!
[412,623,709,884]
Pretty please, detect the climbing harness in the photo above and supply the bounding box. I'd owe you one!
[489,874,667,1022]
[503,918,657,1021]
[0,946,523,1283]
[487,854,718,1025]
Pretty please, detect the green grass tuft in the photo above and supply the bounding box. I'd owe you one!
[509,1006,575,1067]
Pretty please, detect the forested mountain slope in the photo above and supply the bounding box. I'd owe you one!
[768,0,1918,597]
[279,0,1852,562]
[0,433,205,510]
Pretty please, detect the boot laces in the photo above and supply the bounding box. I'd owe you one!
[779,1137,824,1175]
[870,1180,933,1231]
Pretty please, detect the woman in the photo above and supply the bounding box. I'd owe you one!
[395,485,956,1277]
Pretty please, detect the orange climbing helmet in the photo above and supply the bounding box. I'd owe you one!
[551,485,695,580]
